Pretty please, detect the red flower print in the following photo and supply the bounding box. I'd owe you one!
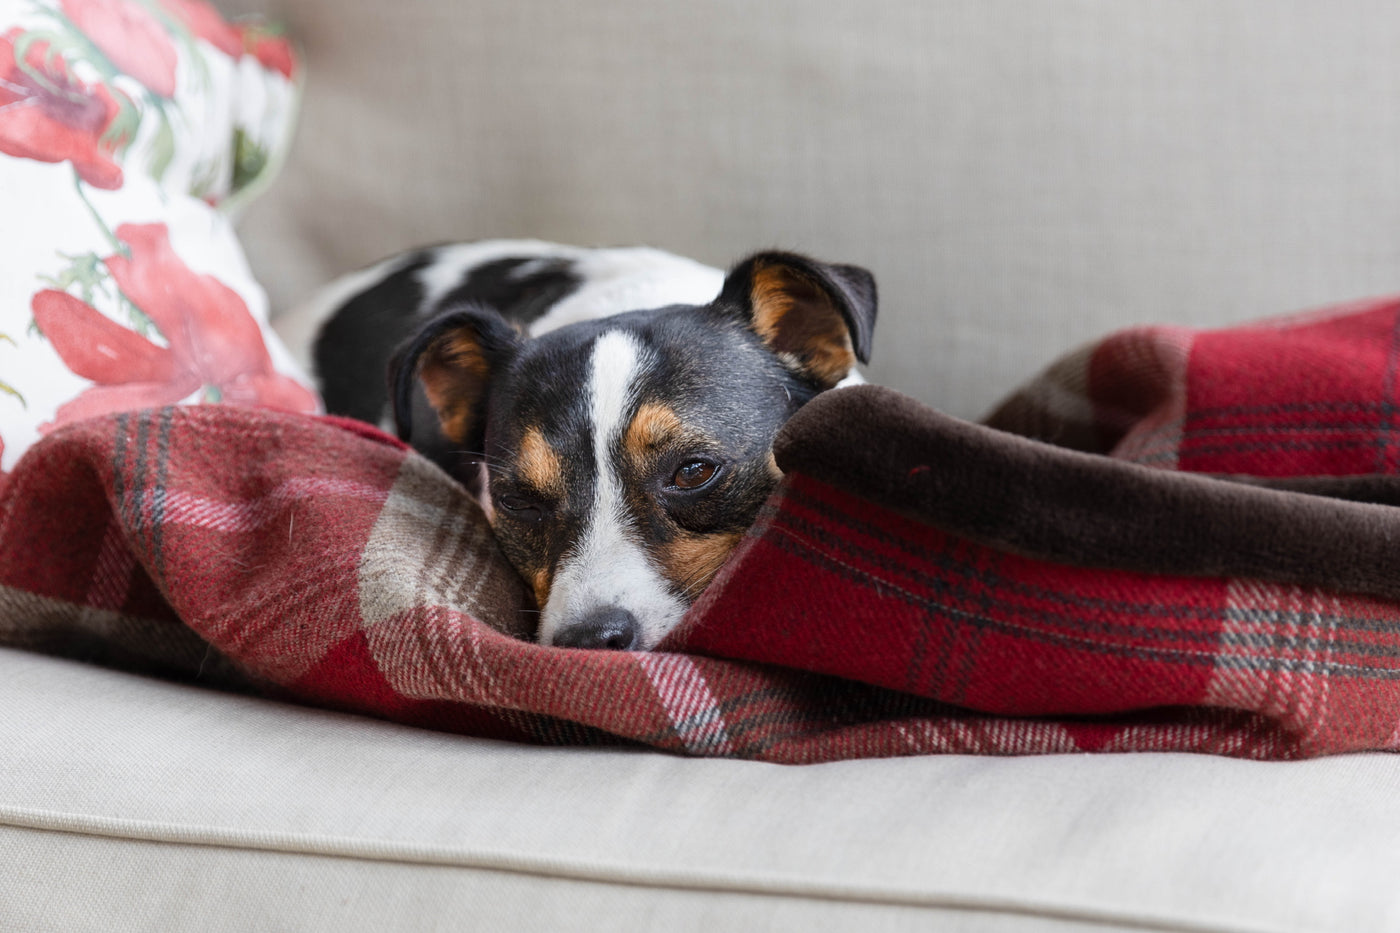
[31,223,318,429]
[236,24,296,80]
[32,289,196,424]
[158,0,242,58]
[0,28,124,189]
[60,0,178,99]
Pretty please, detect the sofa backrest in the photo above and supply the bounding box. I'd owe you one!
[228,0,1400,418]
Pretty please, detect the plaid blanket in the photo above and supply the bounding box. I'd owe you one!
[5,297,1400,762]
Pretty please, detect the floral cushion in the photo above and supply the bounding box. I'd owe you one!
[0,0,316,471]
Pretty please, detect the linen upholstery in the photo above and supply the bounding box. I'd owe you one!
[225,0,1400,419]
[5,648,1400,931]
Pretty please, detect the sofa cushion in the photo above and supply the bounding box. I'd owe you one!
[2,647,1399,931]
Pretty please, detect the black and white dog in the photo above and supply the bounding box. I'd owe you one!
[280,240,877,650]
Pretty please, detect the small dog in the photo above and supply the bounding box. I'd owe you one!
[285,240,877,650]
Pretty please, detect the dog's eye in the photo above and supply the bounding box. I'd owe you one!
[670,459,718,490]
[497,493,546,522]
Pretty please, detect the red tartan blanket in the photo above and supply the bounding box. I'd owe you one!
[5,297,1400,762]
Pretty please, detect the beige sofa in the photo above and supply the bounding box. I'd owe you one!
[6,1,1400,929]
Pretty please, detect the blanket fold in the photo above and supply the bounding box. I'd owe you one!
[4,296,1400,762]
[773,385,1400,602]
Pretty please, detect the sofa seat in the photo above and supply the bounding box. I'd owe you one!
[2,647,1398,931]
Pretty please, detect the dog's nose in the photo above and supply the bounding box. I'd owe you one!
[553,607,640,650]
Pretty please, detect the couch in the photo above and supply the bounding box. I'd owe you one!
[5,1,1400,930]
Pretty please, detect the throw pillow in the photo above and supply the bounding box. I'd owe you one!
[0,0,316,471]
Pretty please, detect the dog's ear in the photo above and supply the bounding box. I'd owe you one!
[389,304,523,452]
[717,251,877,389]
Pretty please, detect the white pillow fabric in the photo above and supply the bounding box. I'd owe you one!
[0,0,315,471]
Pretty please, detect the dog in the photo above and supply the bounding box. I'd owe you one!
[283,240,877,650]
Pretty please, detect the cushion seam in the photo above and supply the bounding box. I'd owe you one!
[0,805,1280,933]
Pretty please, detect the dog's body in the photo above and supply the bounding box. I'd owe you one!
[285,240,877,650]
[278,240,727,435]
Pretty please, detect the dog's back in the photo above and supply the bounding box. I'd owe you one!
[275,239,725,429]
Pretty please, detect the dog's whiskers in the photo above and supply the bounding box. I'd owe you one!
[677,567,722,601]
[449,449,514,477]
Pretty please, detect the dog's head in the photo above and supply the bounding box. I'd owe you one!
[391,251,876,650]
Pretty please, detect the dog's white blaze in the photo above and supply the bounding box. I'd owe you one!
[539,330,687,648]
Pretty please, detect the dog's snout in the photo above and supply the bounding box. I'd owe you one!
[553,607,640,651]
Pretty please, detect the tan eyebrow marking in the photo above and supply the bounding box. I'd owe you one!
[624,401,684,462]
[518,426,565,497]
